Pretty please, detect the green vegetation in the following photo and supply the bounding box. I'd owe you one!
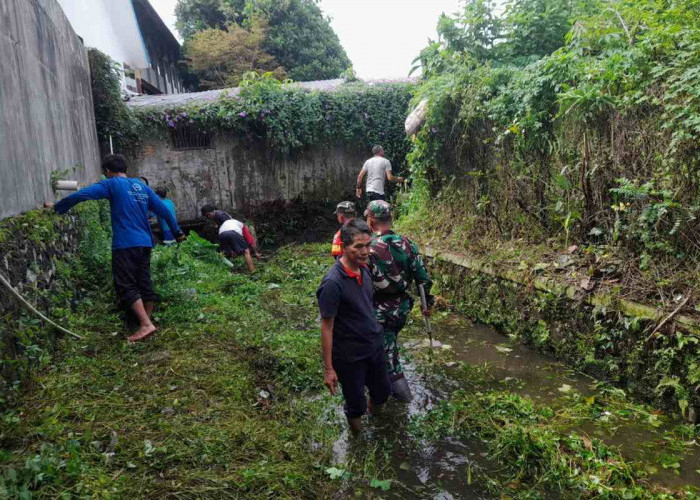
[176,0,351,86]
[411,363,696,498]
[133,73,414,161]
[400,0,700,301]
[427,255,700,425]
[3,219,700,496]
[87,49,138,153]
[185,20,286,89]
[0,202,111,407]
[0,233,401,497]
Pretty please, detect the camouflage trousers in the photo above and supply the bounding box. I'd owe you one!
[376,295,413,381]
[383,327,404,380]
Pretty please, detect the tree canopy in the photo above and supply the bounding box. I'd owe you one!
[176,0,351,85]
[185,21,285,89]
[414,0,580,75]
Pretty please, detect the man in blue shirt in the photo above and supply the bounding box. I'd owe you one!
[317,219,390,434]
[54,154,184,342]
[154,187,177,245]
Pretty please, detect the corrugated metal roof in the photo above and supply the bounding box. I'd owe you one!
[127,78,418,109]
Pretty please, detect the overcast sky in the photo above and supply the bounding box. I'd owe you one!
[149,0,463,79]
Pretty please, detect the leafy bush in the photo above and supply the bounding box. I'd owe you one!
[402,0,700,273]
[183,20,285,89]
[87,49,139,153]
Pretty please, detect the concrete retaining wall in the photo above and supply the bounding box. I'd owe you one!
[425,247,700,420]
[128,132,366,221]
[0,0,100,220]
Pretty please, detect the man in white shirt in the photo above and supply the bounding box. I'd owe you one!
[355,145,404,202]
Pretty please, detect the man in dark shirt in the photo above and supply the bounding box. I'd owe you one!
[317,219,390,434]
[201,204,233,228]
[53,154,184,342]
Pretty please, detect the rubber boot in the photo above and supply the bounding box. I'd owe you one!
[347,417,362,435]
[391,377,413,403]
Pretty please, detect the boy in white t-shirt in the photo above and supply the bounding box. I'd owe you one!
[355,145,404,202]
[218,218,259,272]
[201,205,261,272]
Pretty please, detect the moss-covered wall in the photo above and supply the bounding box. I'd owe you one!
[0,203,111,406]
[429,256,700,421]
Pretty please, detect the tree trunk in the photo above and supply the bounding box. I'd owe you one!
[580,131,594,240]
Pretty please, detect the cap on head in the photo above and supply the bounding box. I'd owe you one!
[334,201,357,215]
[364,200,391,219]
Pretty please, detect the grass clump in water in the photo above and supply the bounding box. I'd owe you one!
[411,386,690,498]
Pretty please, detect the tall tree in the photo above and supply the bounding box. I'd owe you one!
[184,20,285,90]
[247,0,350,81]
[175,0,229,40]
[175,0,351,82]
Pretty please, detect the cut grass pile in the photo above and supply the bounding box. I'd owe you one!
[1,237,344,498]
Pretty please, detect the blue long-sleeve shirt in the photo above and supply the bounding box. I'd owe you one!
[157,198,176,234]
[55,177,182,250]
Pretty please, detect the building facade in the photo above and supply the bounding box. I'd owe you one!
[57,0,185,95]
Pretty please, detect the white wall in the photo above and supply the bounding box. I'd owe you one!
[56,0,149,69]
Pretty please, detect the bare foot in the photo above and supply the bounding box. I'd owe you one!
[127,324,157,342]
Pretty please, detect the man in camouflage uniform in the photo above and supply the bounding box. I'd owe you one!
[365,200,433,402]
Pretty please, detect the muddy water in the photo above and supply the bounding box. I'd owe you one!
[331,314,700,498]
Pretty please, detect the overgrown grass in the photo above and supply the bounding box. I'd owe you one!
[0,237,352,497]
[5,230,700,497]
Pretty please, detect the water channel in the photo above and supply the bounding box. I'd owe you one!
[331,313,700,498]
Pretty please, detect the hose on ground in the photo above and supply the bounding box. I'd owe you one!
[0,271,83,340]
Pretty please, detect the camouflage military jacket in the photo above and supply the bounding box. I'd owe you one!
[369,230,433,302]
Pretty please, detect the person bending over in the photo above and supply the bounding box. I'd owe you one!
[218,218,260,272]
[154,187,177,245]
[201,204,262,261]
[317,219,391,434]
[54,154,184,342]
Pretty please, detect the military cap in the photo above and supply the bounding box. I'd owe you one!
[334,201,357,215]
[364,200,392,219]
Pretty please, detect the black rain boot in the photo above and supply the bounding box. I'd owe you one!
[391,377,413,403]
[347,417,362,435]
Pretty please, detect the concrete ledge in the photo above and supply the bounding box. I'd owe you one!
[424,246,700,335]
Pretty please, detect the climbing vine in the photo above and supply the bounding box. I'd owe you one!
[131,72,415,167]
[87,49,139,153]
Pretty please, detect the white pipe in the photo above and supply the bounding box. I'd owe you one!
[109,135,114,154]
[55,180,79,191]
